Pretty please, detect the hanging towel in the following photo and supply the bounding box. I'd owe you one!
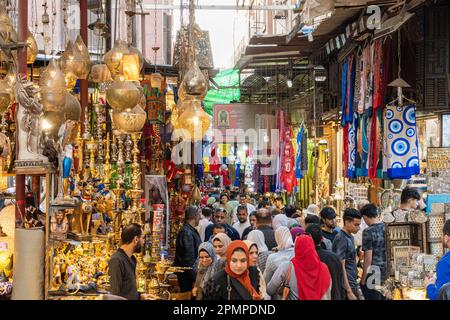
[384,104,420,179]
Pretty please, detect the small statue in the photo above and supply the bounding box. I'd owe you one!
[42,138,59,168]
[14,75,48,163]
[50,209,69,240]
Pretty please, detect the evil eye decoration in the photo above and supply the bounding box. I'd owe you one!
[392,138,410,156]
[407,157,419,168]
[406,128,415,137]
[389,120,404,134]
[386,109,394,119]
[403,105,416,126]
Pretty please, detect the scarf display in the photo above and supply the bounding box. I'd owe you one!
[383,104,420,179]
[225,241,263,300]
[291,235,331,300]
[295,126,308,179]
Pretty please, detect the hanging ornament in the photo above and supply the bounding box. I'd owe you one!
[122,53,140,81]
[128,45,144,71]
[26,30,38,64]
[90,64,112,83]
[182,60,208,97]
[39,59,67,111]
[106,79,142,112]
[0,6,15,44]
[63,92,81,121]
[175,97,211,142]
[104,39,129,79]
[111,104,147,134]
[74,35,91,79]
[0,78,14,113]
[150,72,163,91]
[41,110,65,139]
[60,40,89,80]
[64,71,77,90]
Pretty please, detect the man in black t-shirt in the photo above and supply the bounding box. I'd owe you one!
[320,207,338,242]
[360,204,387,300]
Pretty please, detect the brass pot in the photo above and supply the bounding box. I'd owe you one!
[111,105,146,134]
[39,59,67,111]
[63,92,81,121]
[106,79,142,112]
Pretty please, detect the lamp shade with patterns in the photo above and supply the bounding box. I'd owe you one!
[39,59,67,111]
[106,79,142,112]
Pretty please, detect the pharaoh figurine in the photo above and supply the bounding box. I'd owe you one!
[50,209,69,240]
[79,183,95,235]
[14,75,49,163]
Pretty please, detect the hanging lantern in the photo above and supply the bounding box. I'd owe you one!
[182,60,208,97]
[0,7,14,44]
[26,30,38,65]
[175,98,211,142]
[90,64,112,83]
[106,79,142,112]
[63,92,81,121]
[74,35,91,79]
[39,59,67,111]
[177,83,187,101]
[122,53,140,81]
[104,40,129,79]
[128,45,144,71]
[64,71,77,91]
[41,111,65,139]
[0,78,13,113]
[150,72,163,91]
[111,104,147,134]
[60,40,89,80]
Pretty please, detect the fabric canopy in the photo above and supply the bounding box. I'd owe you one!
[203,68,240,115]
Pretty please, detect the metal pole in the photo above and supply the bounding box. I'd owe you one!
[312,68,318,204]
[80,0,88,134]
[15,0,27,220]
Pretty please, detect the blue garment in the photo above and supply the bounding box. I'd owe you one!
[62,157,72,178]
[340,59,349,127]
[204,223,240,242]
[427,251,450,300]
[234,163,240,187]
[295,127,303,179]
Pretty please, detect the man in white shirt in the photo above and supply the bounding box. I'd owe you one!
[196,207,213,242]
[232,194,256,224]
[232,205,251,239]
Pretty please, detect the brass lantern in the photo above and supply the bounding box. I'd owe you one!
[0,78,13,113]
[122,53,140,81]
[175,97,211,142]
[74,35,91,79]
[64,71,78,91]
[39,59,67,111]
[106,79,142,112]
[90,64,112,83]
[63,92,81,121]
[41,110,65,139]
[26,30,38,65]
[150,72,163,91]
[0,6,14,44]
[182,60,208,97]
[111,105,147,134]
[128,45,144,71]
[60,40,89,80]
[104,40,129,79]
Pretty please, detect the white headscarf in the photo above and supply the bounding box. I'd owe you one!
[272,214,289,231]
[275,226,294,251]
[247,230,268,252]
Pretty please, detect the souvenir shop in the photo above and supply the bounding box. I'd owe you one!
[0,0,217,300]
[304,0,450,299]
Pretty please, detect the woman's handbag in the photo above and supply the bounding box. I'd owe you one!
[281,264,292,300]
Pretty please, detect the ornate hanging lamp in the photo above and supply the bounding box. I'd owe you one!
[63,92,81,121]
[26,30,38,65]
[90,63,112,83]
[60,40,89,80]
[74,35,91,79]
[39,59,67,111]
[106,78,142,112]
[111,104,147,134]
[104,39,129,79]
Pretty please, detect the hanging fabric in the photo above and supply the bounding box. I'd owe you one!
[384,104,420,179]
[280,128,296,193]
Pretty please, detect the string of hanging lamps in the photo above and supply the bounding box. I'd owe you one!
[174,0,211,142]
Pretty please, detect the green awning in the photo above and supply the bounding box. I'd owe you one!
[203,68,240,115]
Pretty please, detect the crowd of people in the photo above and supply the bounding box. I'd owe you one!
[106,188,450,300]
[171,188,450,300]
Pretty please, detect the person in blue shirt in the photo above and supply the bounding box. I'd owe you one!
[425,219,450,300]
[204,208,240,241]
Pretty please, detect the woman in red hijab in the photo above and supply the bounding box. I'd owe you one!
[202,240,263,300]
[266,234,332,300]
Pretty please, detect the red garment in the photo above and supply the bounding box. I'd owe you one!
[280,130,296,193]
[343,123,349,177]
[225,241,263,300]
[221,167,230,186]
[291,235,331,300]
[372,39,383,110]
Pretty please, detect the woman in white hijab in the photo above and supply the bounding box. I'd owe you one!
[247,230,271,273]
[263,226,295,292]
[272,214,289,231]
